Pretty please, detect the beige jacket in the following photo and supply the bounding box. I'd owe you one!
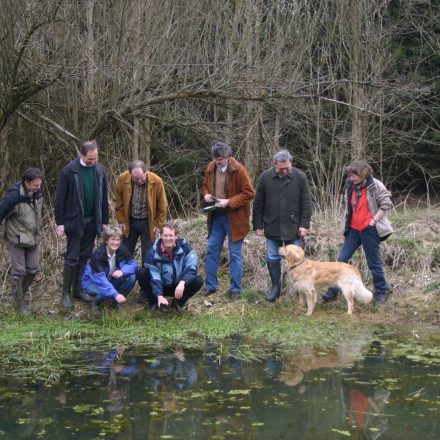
[115,171,168,239]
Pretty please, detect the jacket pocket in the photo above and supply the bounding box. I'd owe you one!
[17,232,35,248]
[263,214,277,225]
[289,214,299,224]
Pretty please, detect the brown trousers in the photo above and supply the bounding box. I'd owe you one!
[7,242,40,282]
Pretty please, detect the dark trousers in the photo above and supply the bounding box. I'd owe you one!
[65,217,97,268]
[137,267,203,307]
[325,226,388,299]
[85,274,137,304]
[338,226,388,294]
[123,217,151,263]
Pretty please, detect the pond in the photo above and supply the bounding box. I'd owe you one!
[0,334,439,439]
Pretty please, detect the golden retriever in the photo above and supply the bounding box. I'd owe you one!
[279,245,373,315]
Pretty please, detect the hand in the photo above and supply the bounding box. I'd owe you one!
[56,225,65,238]
[153,226,161,236]
[119,224,126,232]
[157,295,169,307]
[215,198,229,208]
[175,347,185,362]
[175,281,185,299]
[204,194,215,203]
[299,227,309,237]
[115,294,126,303]
[111,270,124,278]
[255,229,264,237]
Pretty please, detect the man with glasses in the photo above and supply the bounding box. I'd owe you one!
[253,150,312,302]
[202,142,255,301]
[56,140,109,309]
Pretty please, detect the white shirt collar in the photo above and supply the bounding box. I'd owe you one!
[218,163,228,173]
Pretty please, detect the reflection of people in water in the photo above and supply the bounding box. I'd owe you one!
[146,347,199,437]
[348,388,390,440]
[347,341,391,440]
[85,347,138,413]
[147,346,198,392]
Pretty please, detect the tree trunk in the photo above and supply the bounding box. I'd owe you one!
[348,0,367,160]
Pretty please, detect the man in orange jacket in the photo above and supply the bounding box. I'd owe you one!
[202,142,255,301]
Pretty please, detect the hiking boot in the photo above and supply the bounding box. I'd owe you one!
[91,300,102,316]
[322,288,339,303]
[375,291,388,305]
[202,287,217,296]
[136,292,149,305]
[229,290,241,301]
[171,298,184,314]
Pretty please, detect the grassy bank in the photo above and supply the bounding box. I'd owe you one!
[1,203,440,379]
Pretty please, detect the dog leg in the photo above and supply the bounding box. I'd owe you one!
[345,290,355,314]
[305,289,316,316]
[298,291,306,307]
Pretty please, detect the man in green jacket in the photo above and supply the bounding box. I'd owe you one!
[253,150,312,302]
[0,168,43,315]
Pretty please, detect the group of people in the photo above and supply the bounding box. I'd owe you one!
[0,139,393,316]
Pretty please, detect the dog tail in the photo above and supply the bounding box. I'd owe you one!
[353,277,373,304]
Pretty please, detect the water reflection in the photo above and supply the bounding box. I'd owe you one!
[0,336,439,439]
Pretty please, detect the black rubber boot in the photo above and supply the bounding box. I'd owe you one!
[72,265,93,303]
[22,274,35,295]
[21,274,35,314]
[61,265,75,309]
[265,261,282,303]
[12,281,31,316]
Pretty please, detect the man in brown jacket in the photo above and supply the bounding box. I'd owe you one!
[115,160,168,265]
[203,142,255,301]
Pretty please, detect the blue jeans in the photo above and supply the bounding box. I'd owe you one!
[85,274,137,304]
[266,238,302,263]
[205,211,243,293]
[326,226,388,298]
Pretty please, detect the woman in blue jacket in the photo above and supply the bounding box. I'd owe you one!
[82,225,138,311]
[137,222,203,311]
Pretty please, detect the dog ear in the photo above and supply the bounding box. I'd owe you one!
[279,245,287,258]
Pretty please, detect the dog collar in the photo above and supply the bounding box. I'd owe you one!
[288,256,306,271]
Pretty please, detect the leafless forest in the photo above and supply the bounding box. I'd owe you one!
[1,0,439,214]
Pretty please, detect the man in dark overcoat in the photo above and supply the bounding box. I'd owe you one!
[55,140,109,308]
[253,150,312,302]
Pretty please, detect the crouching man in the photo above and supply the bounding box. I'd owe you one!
[81,225,138,312]
[137,222,203,312]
